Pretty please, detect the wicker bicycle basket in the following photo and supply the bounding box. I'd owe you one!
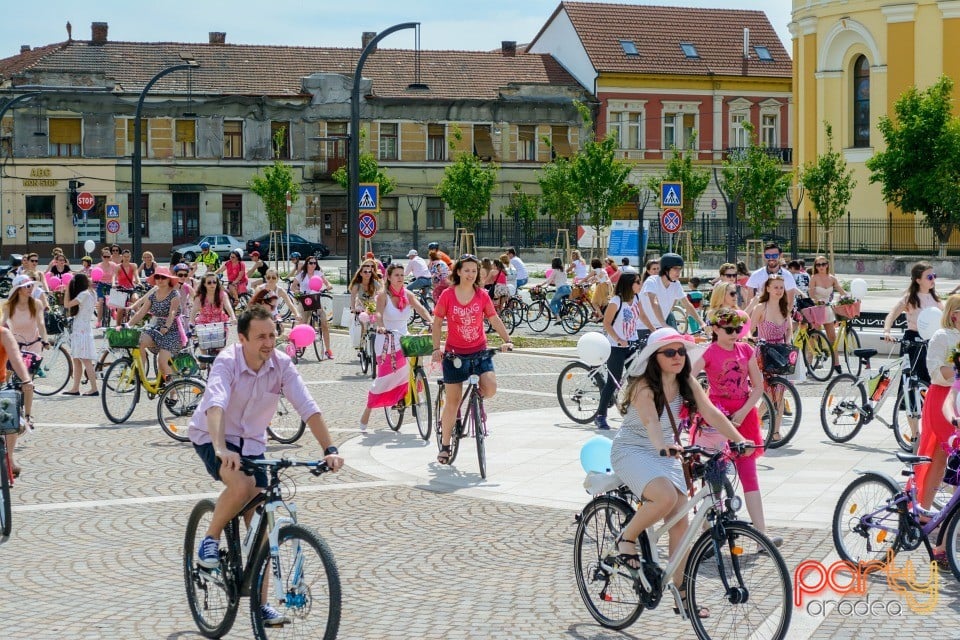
[832,300,862,320]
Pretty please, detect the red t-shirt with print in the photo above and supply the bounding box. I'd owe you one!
[435,287,496,354]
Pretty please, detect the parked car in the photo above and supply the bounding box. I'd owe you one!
[246,233,330,260]
[172,235,246,262]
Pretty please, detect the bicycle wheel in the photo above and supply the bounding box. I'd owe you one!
[33,343,72,396]
[101,357,140,424]
[184,498,239,638]
[384,401,405,431]
[573,495,642,629]
[364,332,377,380]
[671,308,689,334]
[250,524,341,640]
[311,315,325,361]
[686,522,792,640]
[892,382,927,453]
[943,507,960,582]
[556,361,604,424]
[820,374,866,443]
[319,294,334,323]
[276,297,293,322]
[267,396,307,444]
[434,383,461,464]
[802,329,834,382]
[157,378,206,442]
[471,393,487,479]
[526,300,551,333]
[0,440,11,537]
[832,472,903,566]
[841,327,862,377]
[412,367,433,441]
[764,376,801,448]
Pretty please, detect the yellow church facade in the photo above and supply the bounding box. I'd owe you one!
[791,0,960,248]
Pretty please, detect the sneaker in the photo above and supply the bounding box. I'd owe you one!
[197,535,220,569]
[359,422,368,433]
[260,604,289,626]
[325,349,334,360]
[595,415,610,430]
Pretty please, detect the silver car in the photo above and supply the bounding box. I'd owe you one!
[172,235,246,261]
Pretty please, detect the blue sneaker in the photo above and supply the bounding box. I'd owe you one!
[595,415,610,430]
[197,535,220,569]
[260,604,289,626]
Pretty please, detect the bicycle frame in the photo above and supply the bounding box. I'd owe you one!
[861,344,922,426]
[581,349,642,396]
[856,470,960,547]
[228,487,300,600]
[118,346,165,396]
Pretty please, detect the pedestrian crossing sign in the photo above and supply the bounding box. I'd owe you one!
[358,182,380,213]
[660,181,683,208]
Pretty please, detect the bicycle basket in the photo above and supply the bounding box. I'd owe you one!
[400,334,433,358]
[196,323,227,350]
[945,450,960,486]
[759,343,798,375]
[106,327,140,349]
[529,286,546,301]
[171,352,200,377]
[0,389,21,434]
[800,304,829,325]
[297,293,324,310]
[832,300,862,320]
[44,311,67,335]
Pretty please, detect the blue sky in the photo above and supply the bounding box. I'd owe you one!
[1,0,792,58]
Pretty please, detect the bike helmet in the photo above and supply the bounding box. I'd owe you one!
[659,253,684,272]
[174,263,190,275]
[427,242,439,250]
[199,242,210,250]
[290,251,301,259]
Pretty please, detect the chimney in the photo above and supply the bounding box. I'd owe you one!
[91,22,108,45]
[743,28,750,58]
[20,45,31,54]
[209,32,226,44]
[362,32,377,52]
[502,41,517,57]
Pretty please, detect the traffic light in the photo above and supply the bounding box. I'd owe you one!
[68,180,84,213]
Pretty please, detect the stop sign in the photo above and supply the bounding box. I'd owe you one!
[77,191,95,212]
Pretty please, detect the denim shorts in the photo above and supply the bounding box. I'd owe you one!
[442,351,495,384]
[194,441,267,488]
[96,282,111,300]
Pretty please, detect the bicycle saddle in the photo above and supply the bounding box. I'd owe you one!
[197,354,217,365]
[853,348,877,360]
[896,452,931,465]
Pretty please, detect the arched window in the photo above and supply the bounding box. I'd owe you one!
[853,55,870,148]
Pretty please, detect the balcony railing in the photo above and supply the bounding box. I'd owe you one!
[723,147,793,164]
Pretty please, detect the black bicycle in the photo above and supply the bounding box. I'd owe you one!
[184,457,341,639]
[0,379,26,536]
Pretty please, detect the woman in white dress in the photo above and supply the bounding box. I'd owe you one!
[62,272,98,396]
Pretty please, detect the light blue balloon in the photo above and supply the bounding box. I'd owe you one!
[580,436,613,474]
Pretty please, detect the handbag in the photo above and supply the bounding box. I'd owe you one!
[945,450,960,486]
[348,314,362,349]
[400,334,433,358]
[366,333,410,409]
[665,402,696,497]
[759,343,799,375]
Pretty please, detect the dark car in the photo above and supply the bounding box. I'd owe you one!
[246,233,330,260]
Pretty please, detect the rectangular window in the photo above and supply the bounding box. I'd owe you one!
[77,196,106,244]
[271,121,290,159]
[427,123,446,161]
[380,197,398,230]
[124,118,148,157]
[664,113,677,149]
[731,113,748,148]
[172,192,201,245]
[426,197,445,230]
[664,113,695,150]
[610,111,643,149]
[223,120,243,159]
[126,193,150,238]
[761,114,778,148]
[48,117,82,157]
[25,195,55,243]
[518,125,537,162]
[551,125,573,159]
[473,124,496,161]
[1,118,11,157]
[378,122,398,161]
[174,119,196,158]
[325,121,348,174]
[222,193,242,236]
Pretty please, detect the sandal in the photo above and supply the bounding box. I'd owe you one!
[676,587,710,619]
[932,548,950,569]
[437,445,452,465]
[614,535,641,571]
[770,432,782,443]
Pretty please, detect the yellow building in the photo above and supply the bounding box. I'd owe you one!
[791,0,960,249]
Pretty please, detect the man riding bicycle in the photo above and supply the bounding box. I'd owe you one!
[187,306,344,623]
[192,242,221,275]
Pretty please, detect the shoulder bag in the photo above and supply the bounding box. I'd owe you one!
[665,401,696,497]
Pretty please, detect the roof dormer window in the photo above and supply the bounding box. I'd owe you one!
[755,45,773,61]
[680,43,699,58]
[619,40,638,56]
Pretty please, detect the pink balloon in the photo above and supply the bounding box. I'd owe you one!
[289,324,316,348]
[61,272,74,287]
[545,269,553,278]
[309,275,324,291]
[91,267,104,282]
[49,276,62,289]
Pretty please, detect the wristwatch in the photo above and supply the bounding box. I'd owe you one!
[324,446,339,456]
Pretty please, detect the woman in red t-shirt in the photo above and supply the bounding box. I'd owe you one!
[215,250,249,307]
[431,255,513,465]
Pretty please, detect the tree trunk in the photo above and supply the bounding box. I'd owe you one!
[826,227,835,270]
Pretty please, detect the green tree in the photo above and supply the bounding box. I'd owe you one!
[502,183,540,241]
[645,137,710,218]
[435,127,498,231]
[719,123,791,239]
[801,123,856,266]
[331,128,397,197]
[538,156,579,226]
[249,126,300,231]
[867,75,960,256]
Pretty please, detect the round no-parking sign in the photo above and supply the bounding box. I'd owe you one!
[358,213,377,239]
[660,208,683,234]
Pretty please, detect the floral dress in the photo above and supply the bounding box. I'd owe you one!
[142,288,185,353]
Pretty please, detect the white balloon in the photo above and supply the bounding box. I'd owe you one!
[84,240,96,253]
[917,307,943,341]
[850,278,868,299]
[577,331,612,367]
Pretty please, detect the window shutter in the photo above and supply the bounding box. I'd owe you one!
[175,120,196,142]
[48,118,81,144]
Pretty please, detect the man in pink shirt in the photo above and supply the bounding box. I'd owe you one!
[188,306,343,615]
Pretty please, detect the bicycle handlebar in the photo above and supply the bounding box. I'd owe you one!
[240,457,330,477]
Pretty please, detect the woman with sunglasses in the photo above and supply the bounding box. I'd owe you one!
[193,273,236,326]
[113,249,140,326]
[292,256,333,359]
[703,281,741,338]
[214,250,248,308]
[96,248,118,328]
[432,255,513,464]
[808,256,846,374]
[127,267,185,383]
[749,275,792,442]
[252,268,297,317]
[349,260,383,337]
[611,328,747,618]
[4,275,47,421]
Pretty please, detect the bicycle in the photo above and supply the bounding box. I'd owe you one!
[831,310,863,376]
[820,337,927,452]
[556,346,641,424]
[526,285,586,334]
[30,314,73,396]
[573,443,792,637]
[293,292,332,361]
[791,306,834,382]
[832,448,960,580]
[755,340,802,449]
[353,313,377,380]
[406,284,434,329]
[435,349,501,479]
[184,457,341,639]
[384,333,433,441]
[100,328,206,442]
[0,378,26,536]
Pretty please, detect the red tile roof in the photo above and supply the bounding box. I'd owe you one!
[0,40,581,99]
[531,2,791,78]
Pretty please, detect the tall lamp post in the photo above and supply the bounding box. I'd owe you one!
[131,58,198,260]
[0,92,41,252]
[635,187,652,267]
[714,167,746,264]
[785,181,805,260]
[406,194,424,252]
[349,22,419,277]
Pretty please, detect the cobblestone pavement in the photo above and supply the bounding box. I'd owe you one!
[2,331,958,638]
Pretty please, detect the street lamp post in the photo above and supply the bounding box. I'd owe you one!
[785,182,805,260]
[131,59,198,260]
[349,22,419,278]
[714,167,746,264]
[406,194,424,252]
[635,187,652,267]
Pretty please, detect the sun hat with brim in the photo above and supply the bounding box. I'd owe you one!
[627,327,704,377]
[407,249,418,257]
[11,274,35,291]
[148,266,174,286]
